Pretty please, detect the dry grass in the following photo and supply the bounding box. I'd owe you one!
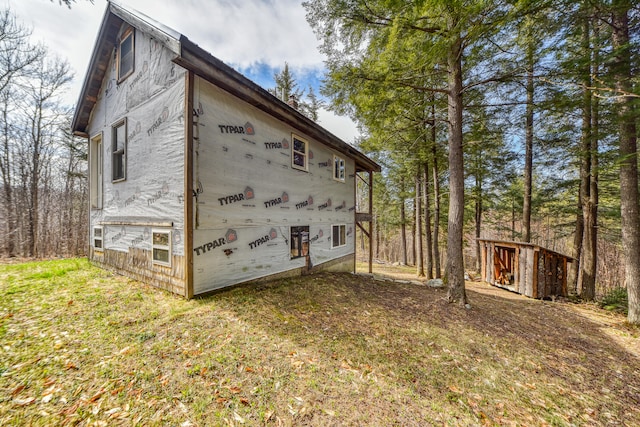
[1,258,639,426]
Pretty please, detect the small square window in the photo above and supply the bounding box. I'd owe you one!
[333,155,345,182]
[290,226,309,259]
[332,224,346,248]
[112,119,127,182]
[93,226,103,250]
[118,29,135,81]
[152,230,171,267]
[291,134,308,171]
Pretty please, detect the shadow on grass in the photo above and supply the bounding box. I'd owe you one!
[202,272,640,425]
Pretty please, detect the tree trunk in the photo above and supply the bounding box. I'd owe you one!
[445,28,467,305]
[431,102,442,279]
[400,176,408,265]
[0,95,16,257]
[580,12,598,301]
[522,42,534,243]
[424,161,433,280]
[474,171,482,273]
[416,167,425,277]
[411,190,417,266]
[611,0,640,324]
[375,213,380,259]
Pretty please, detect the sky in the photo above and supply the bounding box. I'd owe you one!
[4,0,360,143]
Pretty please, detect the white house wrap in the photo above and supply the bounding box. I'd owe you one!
[72,1,379,297]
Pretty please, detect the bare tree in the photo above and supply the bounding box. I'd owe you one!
[0,9,45,257]
[15,56,72,257]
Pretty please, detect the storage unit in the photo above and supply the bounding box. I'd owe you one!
[478,239,573,298]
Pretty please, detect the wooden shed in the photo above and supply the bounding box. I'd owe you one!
[478,239,573,299]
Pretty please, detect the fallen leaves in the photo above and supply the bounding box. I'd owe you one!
[13,395,36,406]
[2,261,640,427]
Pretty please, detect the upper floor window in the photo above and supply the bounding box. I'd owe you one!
[118,29,135,82]
[112,119,127,182]
[291,134,308,172]
[333,155,345,182]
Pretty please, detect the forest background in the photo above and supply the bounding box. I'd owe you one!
[1,0,639,323]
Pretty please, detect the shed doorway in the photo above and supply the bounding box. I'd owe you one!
[493,246,516,289]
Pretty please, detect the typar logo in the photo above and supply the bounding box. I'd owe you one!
[296,195,314,210]
[245,122,255,135]
[310,229,324,243]
[318,158,331,168]
[264,138,290,150]
[194,229,238,256]
[226,229,238,243]
[318,198,332,210]
[249,228,277,250]
[264,191,289,208]
[147,106,170,136]
[218,187,254,206]
[218,121,255,135]
[334,200,346,211]
[245,186,254,199]
[127,121,142,141]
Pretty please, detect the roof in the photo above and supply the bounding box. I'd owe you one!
[477,238,574,261]
[72,1,380,173]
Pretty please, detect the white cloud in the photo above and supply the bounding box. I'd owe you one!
[318,108,359,145]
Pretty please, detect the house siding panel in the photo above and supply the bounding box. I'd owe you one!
[87,24,187,294]
[192,77,356,294]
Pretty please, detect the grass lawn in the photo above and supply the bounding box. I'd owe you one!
[1,258,639,426]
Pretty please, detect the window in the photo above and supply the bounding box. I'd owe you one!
[152,230,171,266]
[93,226,103,250]
[90,133,103,209]
[112,119,127,182]
[333,155,345,182]
[117,29,135,81]
[291,134,308,171]
[290,226,309,259]
[332,224,346,248]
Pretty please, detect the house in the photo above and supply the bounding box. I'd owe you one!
[72,1,380,298]
[478,239,573,299]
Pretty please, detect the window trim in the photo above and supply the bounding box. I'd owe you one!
[333,154,346,182]
[332,224,347,249]
[290,225,309,259]
[291,134,309,172]
[90,133,103,209]
[152,229,172,267]
[93,226,104,251]
[117,28,135,82]
[112,118,127,183]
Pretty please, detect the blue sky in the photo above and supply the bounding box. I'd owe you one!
[4,0,358,142]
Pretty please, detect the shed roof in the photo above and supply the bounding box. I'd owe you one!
[477,238,574,261]
[72,1,380,173]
